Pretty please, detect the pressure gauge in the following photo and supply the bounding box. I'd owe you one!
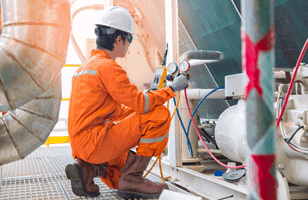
[167,62,178,74]
[179,61,190,72]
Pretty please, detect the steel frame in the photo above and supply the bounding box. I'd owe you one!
[147,158,248,200]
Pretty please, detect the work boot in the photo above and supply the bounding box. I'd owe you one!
[117,151,169,199]
[65,159,108,197]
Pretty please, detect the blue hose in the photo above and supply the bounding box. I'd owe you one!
[173,86,225,158]
[173,97,193,157]
[186,86,225,135]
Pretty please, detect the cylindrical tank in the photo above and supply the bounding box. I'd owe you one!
[215,95,308,187]
[215,99,247,163]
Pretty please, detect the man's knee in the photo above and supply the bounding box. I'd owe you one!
[152,105,171,123]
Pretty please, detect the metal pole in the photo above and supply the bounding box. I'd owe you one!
[105,0,113,8]
[165,0,181,167]
[0,165,2,190]
[241,0,276,199]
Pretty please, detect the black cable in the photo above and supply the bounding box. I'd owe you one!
[200,129,215,145]
[201,134,210,143]
[161,43,168,66]
[285,126,304,143]
[200,128,219,149]
[201,128,217,145]
[217,195,234,200]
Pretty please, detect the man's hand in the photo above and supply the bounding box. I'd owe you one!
[168,74,189,92]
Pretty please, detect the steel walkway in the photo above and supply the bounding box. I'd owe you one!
[0,145,156,200]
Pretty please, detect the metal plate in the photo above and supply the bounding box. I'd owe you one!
[222,169,246,183]
[0,145,144,200]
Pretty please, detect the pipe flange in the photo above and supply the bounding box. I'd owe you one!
[222,169,246,183]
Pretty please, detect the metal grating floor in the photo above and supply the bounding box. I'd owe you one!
[0,145,156,200]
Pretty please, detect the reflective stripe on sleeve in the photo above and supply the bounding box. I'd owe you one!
[143,94,150,114]
[139,133,169,144]
[74,69,97,77]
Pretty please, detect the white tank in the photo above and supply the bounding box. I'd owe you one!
[215,99,247,163]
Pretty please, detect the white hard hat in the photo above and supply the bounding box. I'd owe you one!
[95,6,137,39]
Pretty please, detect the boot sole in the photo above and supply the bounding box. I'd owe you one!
[117,190,161,199]
[65,163,100,197]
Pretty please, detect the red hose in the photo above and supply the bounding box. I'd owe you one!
[184,89,247,169]
[276,38,308,127]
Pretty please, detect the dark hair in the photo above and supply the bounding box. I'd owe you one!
[95,25,128,51]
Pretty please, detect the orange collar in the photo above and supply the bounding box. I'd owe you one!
[90,49,111,59]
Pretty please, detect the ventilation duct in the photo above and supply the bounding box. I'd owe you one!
[0,0,71,165]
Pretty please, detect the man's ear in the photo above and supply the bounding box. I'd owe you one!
[115,35,122,44]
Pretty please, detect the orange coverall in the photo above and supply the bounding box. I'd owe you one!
[68,50,175,188]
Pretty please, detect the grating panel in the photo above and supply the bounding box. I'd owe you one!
[0,145,158,200]
[0,152,67,200]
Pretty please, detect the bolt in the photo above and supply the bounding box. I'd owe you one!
[295,122,301,127]
[277,162,285,170]
[298,115,303,120]
[301,137,307,143]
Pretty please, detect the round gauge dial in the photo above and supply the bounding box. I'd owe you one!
[179,61,190,72]
[167,62,178,74]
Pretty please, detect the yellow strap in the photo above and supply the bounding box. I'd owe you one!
[64,64,81,67]
[44,136,70,147]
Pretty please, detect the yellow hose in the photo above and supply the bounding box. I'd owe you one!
[145,91,180,182]
[159,155,165,183]
[144,156,159,177]
[167,99,169,110]
[171,92,180,119]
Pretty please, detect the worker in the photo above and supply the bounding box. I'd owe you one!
[65,6,189,199]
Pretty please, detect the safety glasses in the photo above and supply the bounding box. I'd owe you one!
[122,35,133,44]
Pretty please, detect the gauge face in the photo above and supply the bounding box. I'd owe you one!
[179,61,190,72]
[167,62,178,74]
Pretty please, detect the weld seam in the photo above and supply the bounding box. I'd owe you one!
[2,22,71,28]
[0,76,13,110]
[1,117,24,159]
[1,35,66,63]
[8,112,45,143]
[0,44,45,92]
[18,107,56,122]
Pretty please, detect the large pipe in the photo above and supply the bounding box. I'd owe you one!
[242,0,276,199]
[0,0,71,165]
[71,3,104,62]
[186,89,225,100]
[179,50,224,63]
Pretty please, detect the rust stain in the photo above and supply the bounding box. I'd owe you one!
[35,96,55,100]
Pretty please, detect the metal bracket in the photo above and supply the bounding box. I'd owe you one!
[147,158,248,199]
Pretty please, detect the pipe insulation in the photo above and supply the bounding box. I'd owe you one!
[186,89,225,100]
[180,50,224,63]
[0,0,71,165]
